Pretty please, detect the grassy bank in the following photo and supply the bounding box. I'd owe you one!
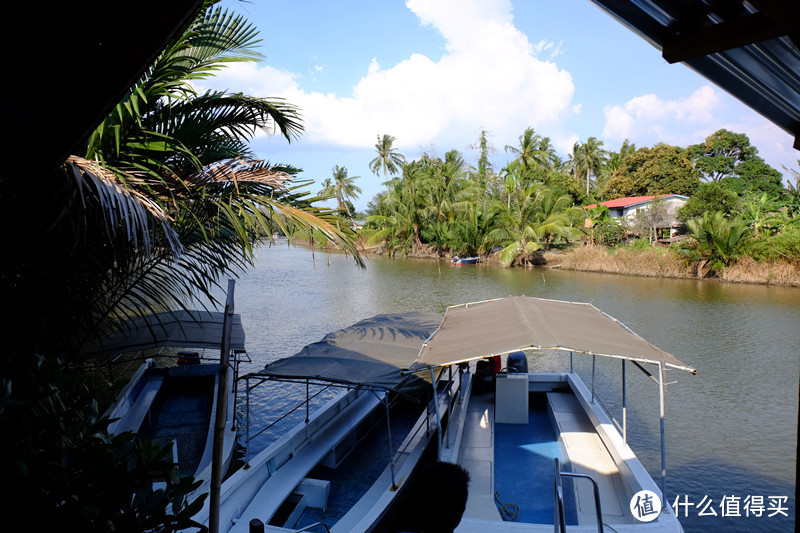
[545,245,800,286]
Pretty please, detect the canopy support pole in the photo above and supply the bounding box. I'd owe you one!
[245,376,251,466]
[591,354,596,403]
[569,351,574,373]
[430,367,442,461]
[658,362,667,510]
[622,359,627,446]
[381,393,398,488]
[306,380,310,423]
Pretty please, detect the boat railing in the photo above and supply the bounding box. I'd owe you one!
[243,382,335,463]
[553,458,603,533]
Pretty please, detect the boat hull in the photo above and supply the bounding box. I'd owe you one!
[105,360,237,489]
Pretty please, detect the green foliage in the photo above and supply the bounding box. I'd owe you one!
[601,143,700,199]
[486,185,581,265]
[677,181,740,222]
[571,136,608,196]
[0,356,205,532]
[629,238,653,250]
[682,211,751,272]
[688,129,757,182]
[748,226,800,262]
[722,155,784,200]
[594,217,626,246]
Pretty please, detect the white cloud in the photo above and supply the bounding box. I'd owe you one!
[199,0,575,152]
[602,85,720,142]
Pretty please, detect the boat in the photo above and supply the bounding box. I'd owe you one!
[191,312,460,533]
[451,256,480,265]
[405,296,696,532]
[94,310,248,494]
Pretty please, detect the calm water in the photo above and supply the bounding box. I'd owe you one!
[228,243,798,532]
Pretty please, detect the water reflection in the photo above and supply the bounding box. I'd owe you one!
[228,245,798,532]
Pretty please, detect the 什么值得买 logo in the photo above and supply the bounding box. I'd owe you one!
[630,490,662,522]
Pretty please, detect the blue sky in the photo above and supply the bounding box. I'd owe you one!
[205,0,799,211]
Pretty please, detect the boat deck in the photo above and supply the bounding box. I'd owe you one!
[140,373,215,477]
[294,402,420,529]
[456,384,635,531]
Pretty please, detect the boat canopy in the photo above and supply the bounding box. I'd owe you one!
[408,296,696,374]
[87,310,246,358]
[250,313,442,401]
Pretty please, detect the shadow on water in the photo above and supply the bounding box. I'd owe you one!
[219,246,798,532]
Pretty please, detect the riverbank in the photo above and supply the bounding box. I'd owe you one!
[294,236,800,287]
[543,245,800,286]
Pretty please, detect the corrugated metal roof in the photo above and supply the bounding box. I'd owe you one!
[584,194,687,209]
[589,0,800,150]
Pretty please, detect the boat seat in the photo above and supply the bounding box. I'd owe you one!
[548,392,626,522]
[108,375,165,435]
[227,392,383,532]
[458,394,502,521]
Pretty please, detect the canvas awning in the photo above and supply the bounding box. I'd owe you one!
[250,313,442,401]
[408,296,695,374]
[86,310,246,358]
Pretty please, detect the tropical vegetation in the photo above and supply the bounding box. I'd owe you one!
[358,128,798,281]
[1,1,361,530]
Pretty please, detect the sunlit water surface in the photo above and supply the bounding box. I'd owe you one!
[221,244,798,532]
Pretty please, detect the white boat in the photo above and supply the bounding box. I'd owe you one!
[405,296,696,532]
[192,312,457,533]
[95,310,247,494]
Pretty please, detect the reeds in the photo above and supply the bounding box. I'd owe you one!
[720,257,800,286]
[547,245,800,286]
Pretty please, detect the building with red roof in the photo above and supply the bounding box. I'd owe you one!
[584,194,688,241]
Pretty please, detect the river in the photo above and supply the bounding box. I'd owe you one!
[227,243,798,532]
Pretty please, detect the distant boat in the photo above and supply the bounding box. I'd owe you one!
[451,256,480,265]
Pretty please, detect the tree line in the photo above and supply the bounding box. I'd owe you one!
[317,128,799,270]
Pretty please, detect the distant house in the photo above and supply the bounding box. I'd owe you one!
[584,194,688,240]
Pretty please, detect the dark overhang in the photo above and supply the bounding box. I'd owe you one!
[590,0,800,150]
[2,1,204,178]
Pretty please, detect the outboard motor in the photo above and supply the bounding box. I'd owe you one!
[506,351,528,373]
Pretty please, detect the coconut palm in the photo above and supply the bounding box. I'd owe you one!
[572,137,609,196]
[504,127,557,173]
[6,1,361,361]
[329,165,362,217]
[369,134,406,188]
[487,185,579,266]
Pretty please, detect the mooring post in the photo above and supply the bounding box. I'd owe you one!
[210,279,235,533]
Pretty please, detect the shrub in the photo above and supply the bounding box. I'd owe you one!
[593,218,626,245]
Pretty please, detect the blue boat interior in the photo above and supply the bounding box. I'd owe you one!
[140,372,215,477]
[493,392,577,524]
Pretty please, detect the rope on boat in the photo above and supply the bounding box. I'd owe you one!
[494,491,520,521]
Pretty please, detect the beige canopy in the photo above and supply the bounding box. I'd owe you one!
[409,296,695,374]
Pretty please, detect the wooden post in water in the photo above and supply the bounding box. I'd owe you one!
[210,279,235,533]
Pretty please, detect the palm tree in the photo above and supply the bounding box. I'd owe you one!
[330,165,363,217]
[572,137,609,196]
[369,134,406,188]
[504,127,557,174]
[683,211,751,273]
[486,185,579,266]
[7,2,362,360]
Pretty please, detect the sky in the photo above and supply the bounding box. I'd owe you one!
[203,0,800,211]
